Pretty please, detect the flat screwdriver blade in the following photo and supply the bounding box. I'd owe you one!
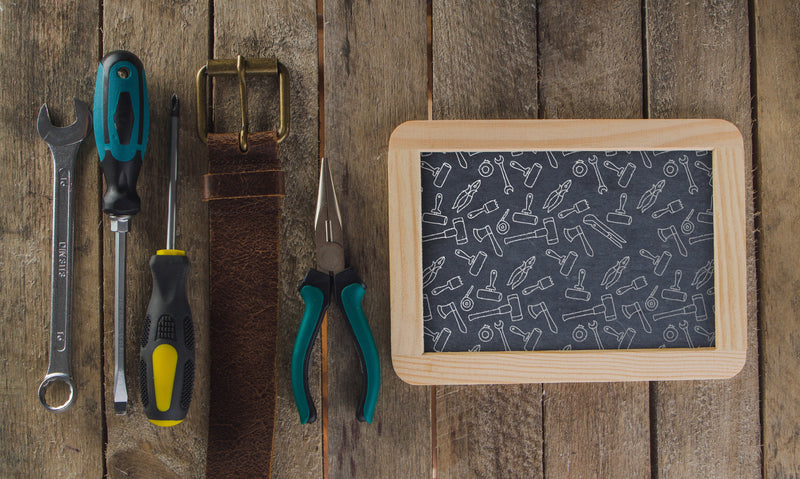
[111,215,129,414]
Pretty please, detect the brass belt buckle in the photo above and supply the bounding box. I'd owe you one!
[196,55,289,151]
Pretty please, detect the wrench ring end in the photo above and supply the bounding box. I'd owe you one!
[38,373,75,412]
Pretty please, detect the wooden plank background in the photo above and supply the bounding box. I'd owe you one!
[0,0,796,477]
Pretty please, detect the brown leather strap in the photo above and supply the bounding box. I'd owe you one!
[204,131,283,478]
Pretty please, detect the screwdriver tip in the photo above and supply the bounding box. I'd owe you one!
[170,94,179,116]
[114,401,127,415]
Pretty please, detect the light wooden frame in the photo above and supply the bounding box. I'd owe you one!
[388,120,747,384]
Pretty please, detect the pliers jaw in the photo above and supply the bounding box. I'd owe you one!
[315,157,345,275]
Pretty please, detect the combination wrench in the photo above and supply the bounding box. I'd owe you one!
[36,99,90,412]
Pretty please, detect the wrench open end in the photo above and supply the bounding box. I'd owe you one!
[38,373,75,413]
[37,99,91,146]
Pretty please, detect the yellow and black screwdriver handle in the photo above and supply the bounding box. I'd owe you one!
[292,268,380,424]
[140,250,194,426]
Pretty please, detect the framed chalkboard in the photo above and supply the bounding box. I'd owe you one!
[388,120,747,384]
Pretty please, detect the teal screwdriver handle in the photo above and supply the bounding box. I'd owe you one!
[334,268,380,424]
[93,50,149,216]
[140,252,194,426]
[292,269,330,424]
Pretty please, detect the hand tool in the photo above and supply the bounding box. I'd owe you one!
[636,179,665,213]
[478,324,494,342]
[680,208,696,235]
[644,286,659,311]
[616,275,648,295]
[476,269,503,302]
[545,248,578,276]
[473,225,503,256]
[571,158,588,177]
[545,151,559,169]
[663,324,679,342]
[422,192,448,225]
[494,320,510,351]
[572,324,588,342]
[639,248,672,276]
[542,180,572,213]
[478,159,494,177]
[587,155,607,194]
[431,276,464,295]
[621,302,652,334]
[662,159,679,177]
[422,217,468,245]
[504,217,558,246]
[438,302,467,333]
[455,151,468,169]
[496,209,511,235]
[521,276,554,296]
[583,214,626,249]
[694,160,713,185]
[527,302,557,334]
[460,285,475,312]
[604,325,636,349]
[509,325,542,351]
[678,320,694,347]
[606,193,632,225]
[678,155,698,194]
[691,260,714,289]
[639,151,652,168]
[694,325,714,345]
[562,294,617,322]
[600,256,629,290]
[691,294,708,322]
[420,159,451,188]
[451,179,480,213]
[564,269,591,302]
[661,270,687,302]
[423,294,432,321]
[507,255,536,289]
[508,159,542,188]
[587,320,604,349]
[697,208,713,224]
[292,158,380,424]
[657,225,688,257]
[422,256,446,288]
[651,199,684,219]
[603,159,636,188]
[454,248,487,276]
[468,294,523,322]
[424,326,451,352]
[557,199,589,219]
[512,193,538,225]
[563,225,594,257]
[689,233,713,244]
[94,51,150,415]
[36,99,90,412]
[467,199,498,219]
[140,95,195,426]
[494,155,514,194]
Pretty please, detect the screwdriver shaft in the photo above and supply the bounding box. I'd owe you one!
[111,215,129,414]
[166,95,179,250]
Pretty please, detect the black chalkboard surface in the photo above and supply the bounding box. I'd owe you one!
[420,150,715,352]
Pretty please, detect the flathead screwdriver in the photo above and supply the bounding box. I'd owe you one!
[140,95,195,426]
[93,51,149,415]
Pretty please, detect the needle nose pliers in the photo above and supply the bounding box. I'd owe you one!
[291,157,381,424]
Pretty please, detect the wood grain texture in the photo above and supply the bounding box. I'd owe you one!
[537,3,651,476]
[0,1,103,477]
[753,0,800,476]
[101,2,210,477]
[431,2,542,477]
[212,1,322,477]
[646,0,762,476]
[324,1,430,477]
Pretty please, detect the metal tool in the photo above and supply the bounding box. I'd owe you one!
[587,155,607,194]
[36,99,90,412]
[542,180,572,213]
[637,179,665,213]
[603,159,636,188]
[583,214,627,249]
[494,155,513,194]
[606,193,632,225]
[512,192,538,225]
[508,159,542,188]
[564,269,591,301]
[545,248,577,276]
[94,51,150,415]
[140,95,195,426]
[292,157,380,424]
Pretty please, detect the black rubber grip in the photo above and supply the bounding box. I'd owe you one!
[101,151,142,215]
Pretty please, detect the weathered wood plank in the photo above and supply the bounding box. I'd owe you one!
[212,1,322,477]
[538,1,651,477]
[101,2,210,477]
[646,1,761,476]
[432,1,542,477]
[324,1,430,477]
[753,0,800,476]
[0,1,103,477]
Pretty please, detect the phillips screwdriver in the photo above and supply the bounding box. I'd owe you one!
[140,95,194,426]
[93,50,150,415]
